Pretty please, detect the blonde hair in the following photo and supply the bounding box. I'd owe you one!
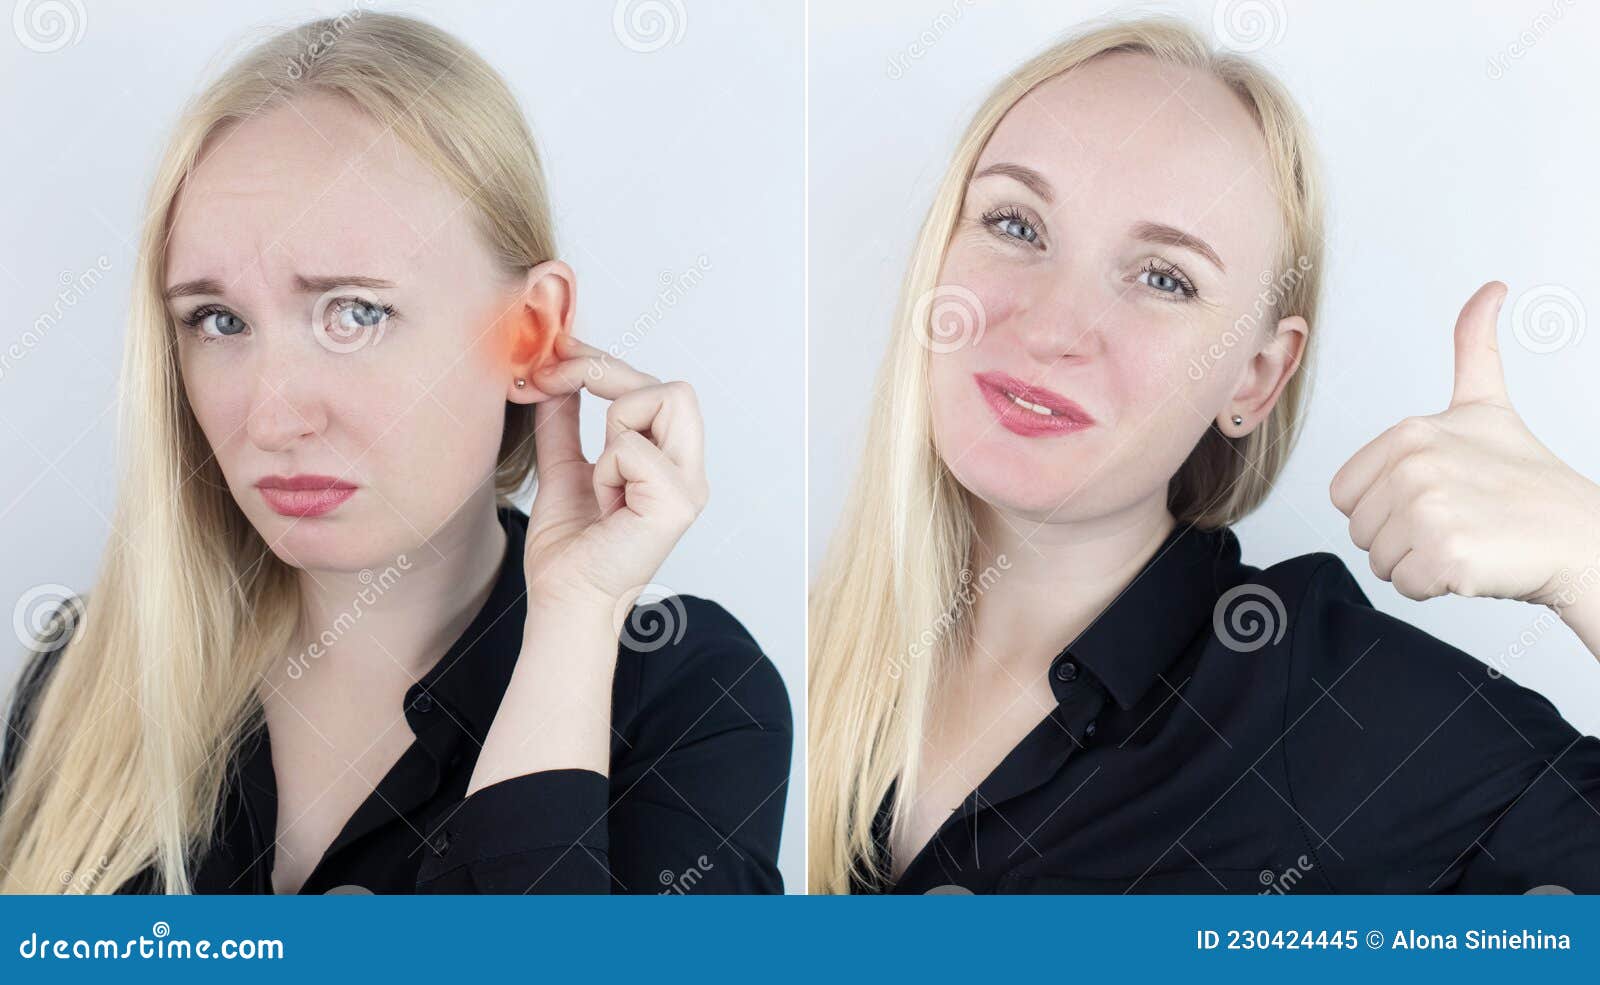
[0,12,556,893]
[807,16,1325,893]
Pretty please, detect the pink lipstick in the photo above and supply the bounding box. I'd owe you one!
[256,474,358,517]
[973,371,1096,437]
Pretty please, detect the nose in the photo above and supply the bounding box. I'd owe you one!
[1009,266,1106,365]
[243,329,329,452]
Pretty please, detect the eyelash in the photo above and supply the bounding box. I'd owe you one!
[979,205,1199,302]
[178,299,399,342]
[1138,258,1199,301]
[980,205,1043,248]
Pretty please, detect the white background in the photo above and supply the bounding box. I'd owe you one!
[808,0,1600,734]
[0,1,803,890]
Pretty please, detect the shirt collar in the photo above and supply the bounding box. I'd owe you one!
[1064,522,1245,711]
[410,504,531,744]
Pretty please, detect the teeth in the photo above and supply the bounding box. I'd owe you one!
[1003,389,1057,416]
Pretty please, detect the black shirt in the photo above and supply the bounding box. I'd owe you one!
[855,522,1600,894]
[1,505,792,894]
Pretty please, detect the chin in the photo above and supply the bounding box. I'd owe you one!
[246,507,392,574]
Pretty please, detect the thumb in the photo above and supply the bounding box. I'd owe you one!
[1449,280,1511,408]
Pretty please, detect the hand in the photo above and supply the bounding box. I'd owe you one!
[1330,281,1600,608]
[518,333,709,615]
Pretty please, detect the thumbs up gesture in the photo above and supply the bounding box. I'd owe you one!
[1330,281,1600,612]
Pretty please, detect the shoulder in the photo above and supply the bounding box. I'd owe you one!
[1254,551,1588,867]
[1267,550,1565,736]
[614,593,792,736]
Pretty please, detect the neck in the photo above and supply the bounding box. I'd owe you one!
[286,485,509,685]
[965,494,1176,676]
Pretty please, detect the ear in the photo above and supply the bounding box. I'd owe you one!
[1221,314,1307,435]
[505,259,577,404]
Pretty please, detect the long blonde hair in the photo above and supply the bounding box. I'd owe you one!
[0,12,556,893]
[807,16,1326,893]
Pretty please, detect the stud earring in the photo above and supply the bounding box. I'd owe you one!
[1230,415,1243,426]
[514,378,527,389]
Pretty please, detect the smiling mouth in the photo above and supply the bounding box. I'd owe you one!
[973,371,1095,436]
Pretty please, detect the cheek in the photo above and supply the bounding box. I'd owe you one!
[178,350,251,455]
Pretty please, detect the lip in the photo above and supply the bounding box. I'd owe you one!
[255,474,358,518]
[973,371,1096,437]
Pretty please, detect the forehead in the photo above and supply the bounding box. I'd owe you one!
[165,92,472,284]
[974,51,1282,270]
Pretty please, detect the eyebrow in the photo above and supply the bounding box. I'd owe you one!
[972,162,1055,204]
[163,274,397,301]
[1130,221,1226,274]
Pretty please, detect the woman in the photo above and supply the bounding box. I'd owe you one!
[808,16,1600,894]
[0,13,791,894]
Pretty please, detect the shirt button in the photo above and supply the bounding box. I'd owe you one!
[430,830,451,857]
[412,691,434,713]
[1083,720,1098,740]
[1054,660,1079,683]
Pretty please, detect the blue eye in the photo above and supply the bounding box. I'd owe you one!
[330,298,391,331]
[183,306,249,340]
[1138,259,1198,300]
[981,206,1043,247]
